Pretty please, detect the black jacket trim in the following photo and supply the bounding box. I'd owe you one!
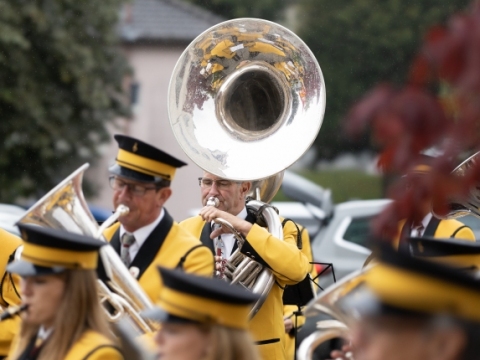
[199,222,215,254]
[110,210,174,279]
[239,210,275,269]
[399,217,441,252]
[16,336,37,360]
[255,338,280,345]
[423,217,441,237]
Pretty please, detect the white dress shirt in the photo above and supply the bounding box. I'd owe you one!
[212,207,248,259]
[119,208,164,262]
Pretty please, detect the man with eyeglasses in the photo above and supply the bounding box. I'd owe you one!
[103,135,214,302]
[180,172,310,360]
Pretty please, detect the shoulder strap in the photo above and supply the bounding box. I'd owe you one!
[175,244,209,270]
[451,225,469,238]
[423,217,441,237]
[281,218,302,249]
[0,249,21,306]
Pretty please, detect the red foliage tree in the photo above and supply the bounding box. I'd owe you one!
[344,1,480,240]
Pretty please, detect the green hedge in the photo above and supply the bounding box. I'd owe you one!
[274,169,383,204]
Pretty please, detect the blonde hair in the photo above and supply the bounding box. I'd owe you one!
[204,324,260,360]
[11,269,116,360]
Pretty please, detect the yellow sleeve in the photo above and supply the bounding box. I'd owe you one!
[436,219,476,242]
[242,221,309,285]
[0,230,22,357]
[84,346,124,360]
[0,316,20,357]
[453,226,475,241]
[182,245,214,277]
[299,226,318,279]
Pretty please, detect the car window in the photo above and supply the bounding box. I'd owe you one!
[343,216,374,247]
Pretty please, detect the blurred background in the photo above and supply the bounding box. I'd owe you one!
[1,0,470,218]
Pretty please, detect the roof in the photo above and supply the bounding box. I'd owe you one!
[119,0,225,43]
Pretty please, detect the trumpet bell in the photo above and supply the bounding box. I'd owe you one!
[168,18,326,181]
[17,163,158,334]
[248,171,284,203]
[17,163,99,235]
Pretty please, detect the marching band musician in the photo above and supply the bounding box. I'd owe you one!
[180,171,310,360]
[395,155,475,247]
[6,224,123,360]
[103,135,214,302]
[340,245,480,360]
[142,266,261,360]
[0,229,22,359]
[331,237,480,360]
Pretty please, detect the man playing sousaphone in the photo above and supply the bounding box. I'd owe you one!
[180,171,310,360]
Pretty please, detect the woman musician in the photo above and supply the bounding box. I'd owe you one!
[142,266,261,360]
[5,224,123,360]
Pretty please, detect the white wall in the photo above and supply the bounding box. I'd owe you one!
[88,44,203,221]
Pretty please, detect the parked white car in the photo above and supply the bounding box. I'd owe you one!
[0,204,25,235]
[273,198,390,287]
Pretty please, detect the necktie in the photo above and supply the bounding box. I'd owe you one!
[121,233,135,267]
[215,236,227,260]
[214,232,227,279]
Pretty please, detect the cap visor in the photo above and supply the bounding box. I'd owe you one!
[109,164,157,183]
[7,260,66,277]
[141,307,196,324]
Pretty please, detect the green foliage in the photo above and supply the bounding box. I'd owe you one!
[297,0,471,159]
[184,0,290,20]
[0,0,130,202]
[274,169,382,203]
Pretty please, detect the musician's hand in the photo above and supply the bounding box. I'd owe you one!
[329,344,354,360]
[199,206,252,238]
[214,256,223,271]
[284,317,294,333]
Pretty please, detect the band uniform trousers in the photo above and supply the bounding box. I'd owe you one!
[180,216,310,360]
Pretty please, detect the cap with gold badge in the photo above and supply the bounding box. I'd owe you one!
[142,267,259,330]
[7,223,105,277]
[344,244,480,323]
[109,134,187,184]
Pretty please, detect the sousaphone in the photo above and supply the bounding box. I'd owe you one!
[168,18,326,316]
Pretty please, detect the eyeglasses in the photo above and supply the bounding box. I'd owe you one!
[198,177,237,190]
[109,176,157,197]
